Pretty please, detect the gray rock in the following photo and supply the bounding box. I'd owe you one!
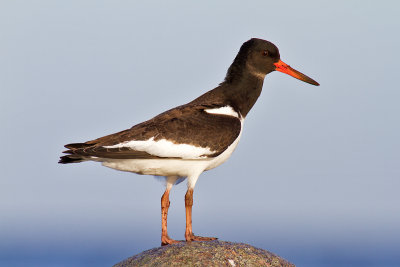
[114,240,295,266]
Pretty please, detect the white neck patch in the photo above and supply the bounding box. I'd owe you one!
[246,62,267,79]
[204,106,240,118]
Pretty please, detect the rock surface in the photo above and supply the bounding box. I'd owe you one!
[113,240,295,267]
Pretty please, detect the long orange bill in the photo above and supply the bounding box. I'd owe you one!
[274,60,319,86]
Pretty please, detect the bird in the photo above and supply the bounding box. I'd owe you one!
[59,38,319,246]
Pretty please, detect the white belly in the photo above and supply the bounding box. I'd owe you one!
[100,132,241,176]
[100,124,242,177]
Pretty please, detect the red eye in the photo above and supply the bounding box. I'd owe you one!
[262,50,269,56]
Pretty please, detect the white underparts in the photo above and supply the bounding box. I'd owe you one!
[92,107,244,189]
[204,105,240,118]
[99,118,244,189]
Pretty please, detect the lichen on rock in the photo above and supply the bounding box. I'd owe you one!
[114,240,295,267]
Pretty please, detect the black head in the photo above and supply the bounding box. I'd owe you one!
[244,38,281,75]
[225,38,319,86]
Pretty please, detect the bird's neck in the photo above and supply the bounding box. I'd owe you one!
[223,69,265,117]
[190,68,266,118]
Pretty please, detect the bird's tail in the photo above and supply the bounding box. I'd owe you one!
[58,154,85,164]
[58,143,93,164]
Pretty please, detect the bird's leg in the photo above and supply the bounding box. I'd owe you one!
[161,185,180,246]
[184,188,218,242]
[184,188,194,240]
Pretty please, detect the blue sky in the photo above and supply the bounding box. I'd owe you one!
[1,1,399,266]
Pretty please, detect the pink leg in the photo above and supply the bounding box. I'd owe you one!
[184,188,218,242]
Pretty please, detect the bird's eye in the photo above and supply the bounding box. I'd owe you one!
[262,50,269,56]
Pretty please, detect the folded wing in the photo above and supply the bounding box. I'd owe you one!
[59,104,242,163]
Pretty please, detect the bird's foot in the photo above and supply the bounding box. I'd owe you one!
[185,233,218,242]
[161,235,181,246]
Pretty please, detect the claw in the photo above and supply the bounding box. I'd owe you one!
[186,233,218,242]
[161,236,181,246]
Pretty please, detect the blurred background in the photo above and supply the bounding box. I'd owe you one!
[1,1,399,266]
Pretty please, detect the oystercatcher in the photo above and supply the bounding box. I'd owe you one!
[59,38,319,245]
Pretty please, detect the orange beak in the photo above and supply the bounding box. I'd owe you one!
[274,60,319,86]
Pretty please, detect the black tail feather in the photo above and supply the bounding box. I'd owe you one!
[59,142,94,164]
[59,155,85,164]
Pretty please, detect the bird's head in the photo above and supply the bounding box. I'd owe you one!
[227,38,319,86]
